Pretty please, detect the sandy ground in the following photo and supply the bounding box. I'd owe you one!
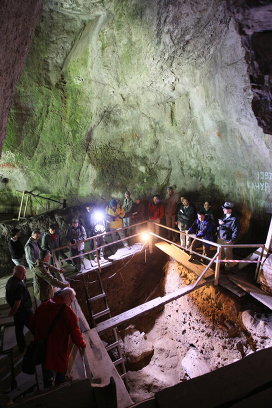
[124,260,272,403]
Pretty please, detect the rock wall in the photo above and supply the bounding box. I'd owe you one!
[0,0,42,151]
[0,0,271,219]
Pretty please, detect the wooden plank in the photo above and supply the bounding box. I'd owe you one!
[69,300,132,408]
[96,279,212,333]
[155,241,214,278]
[218,276,246,297]
[228,275,272,310]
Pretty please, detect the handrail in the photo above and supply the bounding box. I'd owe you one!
[51,219,265,286]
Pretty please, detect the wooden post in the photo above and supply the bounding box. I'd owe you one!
[23,194,29,218]
[147,221,153,254]
[214,247,222,286]
[258,215,272,283]
[17,191,25,220]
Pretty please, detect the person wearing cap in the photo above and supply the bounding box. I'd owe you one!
[32,250,69,302]
[33,287,86,388]
[218,201,239,269]
[25,229,42,269]
[66,219,87,272]
[163,186,179,241]
[106,199,128,247]
[5,265,33,352]
[187,210,214,262]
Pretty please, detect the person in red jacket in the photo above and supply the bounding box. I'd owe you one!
[33,287,86,388]
[148,195,164,237]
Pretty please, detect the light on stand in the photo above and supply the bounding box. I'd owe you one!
[140,232,150,242]
[140,231,150,263]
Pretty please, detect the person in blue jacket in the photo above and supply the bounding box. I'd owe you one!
[217,201,239,269]
[187,210,214,262]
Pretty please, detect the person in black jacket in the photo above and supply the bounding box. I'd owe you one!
[6,265,33,352]
[176,198,196,249]
[217,201,239,269]
[8,228,25,266]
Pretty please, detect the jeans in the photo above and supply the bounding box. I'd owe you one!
[13,308,33,352]
[71,248,83,271]
[110,228,128,247]
[178,222,191,249]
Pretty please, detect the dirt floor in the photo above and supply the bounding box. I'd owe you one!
[120,260,272,403]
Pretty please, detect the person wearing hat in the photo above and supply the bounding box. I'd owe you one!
[217,202,239,269]
[25,229,42,269]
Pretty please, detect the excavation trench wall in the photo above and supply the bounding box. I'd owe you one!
[74,255,272,404]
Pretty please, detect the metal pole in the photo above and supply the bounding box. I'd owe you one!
[214,247,222,286]
[17,191,25,220]
[144,247,147,264]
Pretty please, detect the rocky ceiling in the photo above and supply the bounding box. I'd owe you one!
[0,0,272,215]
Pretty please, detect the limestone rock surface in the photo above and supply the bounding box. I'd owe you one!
[123,326,154,364]
[181,345,211,378]
[0,0,271,217]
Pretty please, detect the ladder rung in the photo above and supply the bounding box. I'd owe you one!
[93,308,110,319]
[88,293,106,302]
[113,357,124,366]
[105,341,119,351]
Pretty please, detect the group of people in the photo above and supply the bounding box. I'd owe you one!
[5,267,85,388]
[5,187,239,387]
[7,187,239,273]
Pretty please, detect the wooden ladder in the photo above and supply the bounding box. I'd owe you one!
[84,243,127,383]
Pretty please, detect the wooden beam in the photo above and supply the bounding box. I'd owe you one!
[69,299,133,408]
[155,241,214,278]
[96,279,212,333]
[228,275,272,310]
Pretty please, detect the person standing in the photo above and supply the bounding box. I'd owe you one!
[25,229,42,269]
[176,197,196,249]
[122,191,133,230]
[132,197,146,234]
[8,228,25,266]
[42,224,62,263]
[32,250,68,302]
[106,199,128,248]
[5,265,33,353]
[187,210,214,261]
[66,219,87,272]
[217,201,239,270]
[203,201,215,221]
[33,287,86,388]
[163,186,179,241]
[148,195,164,236]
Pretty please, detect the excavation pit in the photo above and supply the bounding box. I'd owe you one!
[72,247,272,404]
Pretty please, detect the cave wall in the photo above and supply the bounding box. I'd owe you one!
[0,0,272,217]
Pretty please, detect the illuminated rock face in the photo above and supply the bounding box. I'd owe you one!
[1,0,272,215]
